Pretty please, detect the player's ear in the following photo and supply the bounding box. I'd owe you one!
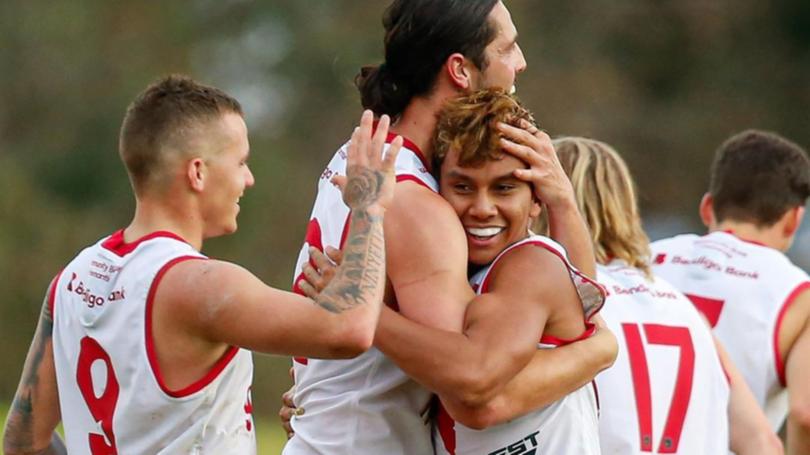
[187,157,207,193]
[782,205,805,239]
[699,193,715,229]
[529,198,542,219]
[446,53,474,90]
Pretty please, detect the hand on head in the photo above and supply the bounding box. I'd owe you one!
[498,119,575,210]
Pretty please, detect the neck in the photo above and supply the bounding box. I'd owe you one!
[126,195,204,251]
[711,220,788,252]
[391,86,460,165]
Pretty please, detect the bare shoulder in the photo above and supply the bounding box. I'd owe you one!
[387,181,461,233]
[160,259,255,294]
[154,259,262,321]
[487,243,572,301]
[385,182,466,264]
[383,179,472,329]
[778,284,810,356]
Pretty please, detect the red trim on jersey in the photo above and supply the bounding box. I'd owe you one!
[540,323,597,346]
[479,238,606,344]
[774,281,810,387]
[102,229,190,257]
[145,255,240,398]
[47,270,63,318]
[372,120,429,172]
[719,229,767,247]
[339,212,352,250]
[396,174,432,189]
[436,403,457,455]
[304,219,324,252]
[591,380,600,413]
[387,133,429,171]
[293,219,326,297]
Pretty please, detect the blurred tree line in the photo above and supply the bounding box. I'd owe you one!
[1,0,808,422]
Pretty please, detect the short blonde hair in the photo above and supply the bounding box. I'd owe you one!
[542,137,652,276]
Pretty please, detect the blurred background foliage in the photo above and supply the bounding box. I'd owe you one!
[1,0,808,426]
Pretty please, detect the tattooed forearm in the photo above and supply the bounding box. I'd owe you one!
[316,208,385,313]
[3,299,61,455]
[342,166,385,211]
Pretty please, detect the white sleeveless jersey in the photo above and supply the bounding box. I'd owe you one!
[51,230,256,455]
[595,260,730,454]
[434,235,605,455]
[651,231,810,430]
[283,134,438,455]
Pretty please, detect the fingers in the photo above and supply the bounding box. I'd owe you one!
[383,135,402,174]
[279,384,301,439]
[498,121,548,146]
[325,246,344,265]
[279,403,303,439]
[370,114,391,165]
[282,388,296,408]
[298,279,319,300]
[519,118,542,136]
[512,167,536,183]
[302,263,322,289]
[309,247,336,273]
[330,174,347,191]
[356,110,375,167]
[499,136,538,164]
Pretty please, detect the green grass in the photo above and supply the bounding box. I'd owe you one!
[1,402,287,453]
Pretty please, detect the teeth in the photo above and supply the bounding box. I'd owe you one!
[467,227,504,237]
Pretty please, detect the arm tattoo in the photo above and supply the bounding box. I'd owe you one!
[342,166,384,211]
[315,208,385,313]
[4,298,65,454]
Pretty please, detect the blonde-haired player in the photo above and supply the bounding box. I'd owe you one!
[547,136,781,454]
[2,75,398,455]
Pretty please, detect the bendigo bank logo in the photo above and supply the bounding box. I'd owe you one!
[67,272,126,308]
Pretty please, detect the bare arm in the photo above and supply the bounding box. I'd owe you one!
[381,182,473,331]
[3,282,66,455]
[300,238,615,428]
[444,318,617,429]
[159,110,397,359]
[374,247,572,409]
[717,336,784,454]
[786,291,810,455]
[300,180,474,335]
[499,121,596,277]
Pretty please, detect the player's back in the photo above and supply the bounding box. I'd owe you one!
[651,231,810,429]
[596,261,730,454]
[284,135,437,455]
[51,231,255,454]
[434,236,603,455]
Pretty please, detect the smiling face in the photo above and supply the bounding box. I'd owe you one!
[199,112,255,238]
[440,148,540,265]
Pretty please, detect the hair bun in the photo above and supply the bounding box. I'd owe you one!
[355,63,411,118]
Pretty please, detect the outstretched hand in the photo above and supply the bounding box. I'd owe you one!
[498,119,575,210]
[333,110,402,214]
